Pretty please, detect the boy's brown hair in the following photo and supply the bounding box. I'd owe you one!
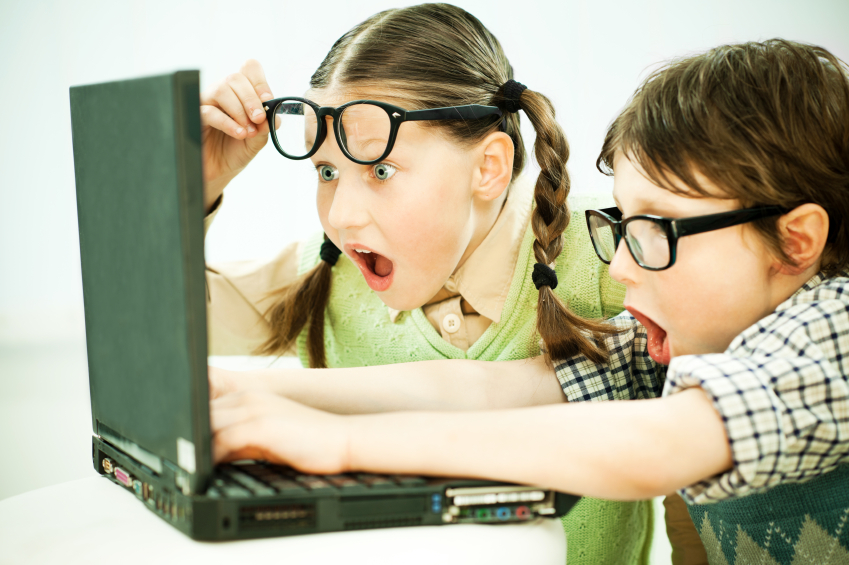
[598,39,849,276]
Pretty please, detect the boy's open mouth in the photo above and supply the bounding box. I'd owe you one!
[626,307,671,365]
[346,244,394,292]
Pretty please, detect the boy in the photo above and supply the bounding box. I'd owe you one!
[211,39,849,564]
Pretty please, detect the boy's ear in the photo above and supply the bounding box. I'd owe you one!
[776,203,829,275]
[472,131,514,201]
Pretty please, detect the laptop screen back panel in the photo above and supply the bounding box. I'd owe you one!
[70,71,211,493]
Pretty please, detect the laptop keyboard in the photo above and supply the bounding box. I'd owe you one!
[207,463,427,498]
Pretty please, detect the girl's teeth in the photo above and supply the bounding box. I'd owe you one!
[356,249,371,254]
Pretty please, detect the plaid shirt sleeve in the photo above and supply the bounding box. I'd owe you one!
[554,312,666,403]
[665,273,849,504]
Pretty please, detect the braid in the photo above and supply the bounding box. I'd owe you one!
[258,235,334,368]
[520,90,621,365]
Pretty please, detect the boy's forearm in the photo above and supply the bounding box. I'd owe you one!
[254,356,565,414]
[346,388,732,500]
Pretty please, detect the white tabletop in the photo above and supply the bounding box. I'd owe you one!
[0,476,566,564]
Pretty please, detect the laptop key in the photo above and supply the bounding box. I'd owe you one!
[269,479,307,494]
[325,475,368,492]
[295,477,334,491]
[394,475,427,486]
[226,470,277,496]
[358,475,397,489]
[221,485,251,498]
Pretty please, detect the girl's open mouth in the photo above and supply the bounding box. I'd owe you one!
[626,307,671,365]
[345,244,394,292]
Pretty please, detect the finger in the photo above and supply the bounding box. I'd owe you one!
[240,59,274,102]
[213,420,278,464]
[215,80,254,132]
[209,404,253,432]
[211,389,264,409]
[200,104,249,139]
[227,72,267,126]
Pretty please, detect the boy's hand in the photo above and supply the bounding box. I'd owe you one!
[210,390,351,474]
[200,59,274,212]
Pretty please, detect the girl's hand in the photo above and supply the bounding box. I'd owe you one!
[210,390,351,474]
[207,366,254,400]
[200,59,274,211]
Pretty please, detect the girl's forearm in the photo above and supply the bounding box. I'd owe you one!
[255,356,564,414]
[345,388,733,500]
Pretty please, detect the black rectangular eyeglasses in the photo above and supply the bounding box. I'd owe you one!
[585,205,789,271]
[262,97,503,165]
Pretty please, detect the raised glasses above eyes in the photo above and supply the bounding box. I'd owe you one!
[263,97,503,165]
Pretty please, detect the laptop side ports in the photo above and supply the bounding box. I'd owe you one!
[441,486,558,523]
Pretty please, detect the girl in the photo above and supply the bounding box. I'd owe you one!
[202,3,656,563]
[210,39,849,564]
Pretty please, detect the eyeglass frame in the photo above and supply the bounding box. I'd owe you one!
[262,97,504,165]
[585,205,790,271]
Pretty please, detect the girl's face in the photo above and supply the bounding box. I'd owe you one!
[608,153,784,364]
[307,89,507,311]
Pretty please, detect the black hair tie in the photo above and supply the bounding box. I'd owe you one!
[320,238,342,266]
[501,79,527,113]
[532,263,558,290]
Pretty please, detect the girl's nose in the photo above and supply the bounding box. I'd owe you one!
[327,176,370,231]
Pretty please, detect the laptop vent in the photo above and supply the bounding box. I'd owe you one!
[344,516,423,530]
[238,504,316,530]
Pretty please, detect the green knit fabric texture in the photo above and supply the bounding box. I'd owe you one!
[688,464,849,565]
[296,200,649,564]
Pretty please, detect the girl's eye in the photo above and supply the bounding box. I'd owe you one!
[317,165,339,182]
[372,163,397,181]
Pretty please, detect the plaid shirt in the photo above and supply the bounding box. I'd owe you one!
[554,271,849,504]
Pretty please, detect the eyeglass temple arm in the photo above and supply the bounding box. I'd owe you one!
[405,105,502,122]
[673,206,788,238]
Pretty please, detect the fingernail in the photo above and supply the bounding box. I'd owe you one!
[251,108,263,119]
[236,127,245,135]
[260,92,273,101]
[247,125,256,133]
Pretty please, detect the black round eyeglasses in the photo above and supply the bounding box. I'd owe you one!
[263,97,503,165]
[585,205,789,271]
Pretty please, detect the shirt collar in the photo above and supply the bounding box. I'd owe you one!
[386,175,535,323]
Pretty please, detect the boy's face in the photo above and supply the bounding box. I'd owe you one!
[609,153,781,363]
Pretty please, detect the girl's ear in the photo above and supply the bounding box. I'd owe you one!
[776,203,829,275]
[472,131,514,201]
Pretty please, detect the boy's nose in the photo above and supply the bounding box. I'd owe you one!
[608,239,639,286]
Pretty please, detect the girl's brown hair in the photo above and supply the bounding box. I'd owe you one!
[260,3,617,367]
[598,39,849,276]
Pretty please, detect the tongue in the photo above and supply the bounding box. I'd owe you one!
[626,308,671,365]
[374,254,393,277]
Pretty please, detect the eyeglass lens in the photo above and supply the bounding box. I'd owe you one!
[589,215,671,269]
[272,101,317,158]
[338,104,392,162]
[272,101,393,162]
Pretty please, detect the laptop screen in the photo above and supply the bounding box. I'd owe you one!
[70,71,212,493]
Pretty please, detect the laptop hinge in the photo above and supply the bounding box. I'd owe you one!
[97,422,163,474]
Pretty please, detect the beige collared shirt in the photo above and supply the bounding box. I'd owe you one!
[205,176,533,355]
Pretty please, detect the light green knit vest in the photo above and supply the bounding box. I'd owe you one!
[298,202,652,565]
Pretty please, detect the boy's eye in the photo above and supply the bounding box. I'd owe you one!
[373,163,397,181]
[318,165,339,182]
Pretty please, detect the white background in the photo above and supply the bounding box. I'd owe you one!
[1,0,848,561]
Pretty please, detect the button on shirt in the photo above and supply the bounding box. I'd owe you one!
[554,271,849,504]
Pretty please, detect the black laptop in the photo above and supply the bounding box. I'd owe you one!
[69,71,579,541]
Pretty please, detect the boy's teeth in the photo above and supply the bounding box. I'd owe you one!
[355,249,371,254]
